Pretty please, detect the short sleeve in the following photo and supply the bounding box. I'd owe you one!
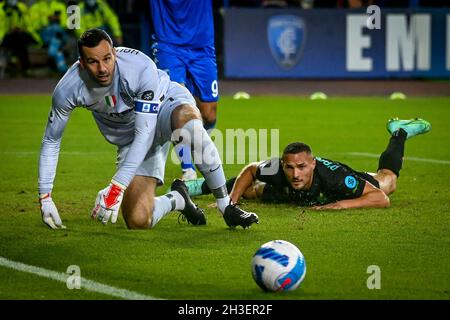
[255,158,285,186]
[324,166,366,200]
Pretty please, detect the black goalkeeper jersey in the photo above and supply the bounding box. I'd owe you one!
[255,157,379,206]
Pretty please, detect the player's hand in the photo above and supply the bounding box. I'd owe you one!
[91,180,126,225]
[39,193,66,229]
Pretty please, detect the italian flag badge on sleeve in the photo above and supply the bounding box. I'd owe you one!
[105,95,117,108]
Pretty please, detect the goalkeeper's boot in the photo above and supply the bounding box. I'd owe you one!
[184,178,206,197]
[171,179,206,225]
[223,203,259,229]
[387,118,431,139]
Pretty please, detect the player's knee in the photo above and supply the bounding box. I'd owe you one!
[172,104,202,130]
[123,206,152,230]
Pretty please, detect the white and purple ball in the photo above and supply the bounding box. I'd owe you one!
[251,240,306,292]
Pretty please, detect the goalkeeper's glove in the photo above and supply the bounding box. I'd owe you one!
[91,180,125,225]
[39,193,66,229]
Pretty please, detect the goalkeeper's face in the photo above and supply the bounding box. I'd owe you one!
[282,152,316,190]
[80,40,116,87]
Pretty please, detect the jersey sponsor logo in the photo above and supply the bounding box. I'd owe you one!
[134,99,159,114]
[141,90,154,101]
[267,15,306,69]
[344,175,357,189]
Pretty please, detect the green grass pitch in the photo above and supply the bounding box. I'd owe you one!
[0,95,449,300]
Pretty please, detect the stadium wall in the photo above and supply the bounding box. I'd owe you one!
[224,8,450,79]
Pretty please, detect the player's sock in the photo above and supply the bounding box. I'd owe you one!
[167,191,185,210]
[151,193,183,228]
[178,119,230,214]
[216,196,231,214]
[378,128,407,176]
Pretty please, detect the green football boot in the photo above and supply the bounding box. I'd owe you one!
[182,178,206,197]
[387,118,431,139]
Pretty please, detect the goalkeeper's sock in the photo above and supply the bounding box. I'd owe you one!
[378,128,407,177]
[216,195,231,214]
[150,192,185,228]
[179,119,230,214]
[151,196,172,228]
[167,191,185,210]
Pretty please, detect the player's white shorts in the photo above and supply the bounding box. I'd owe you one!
[117,83,196,185]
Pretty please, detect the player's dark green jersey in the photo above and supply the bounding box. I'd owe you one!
[255,157,379,206]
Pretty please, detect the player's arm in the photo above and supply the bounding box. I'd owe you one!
[91,59,161,225]
[38,94,74,229]
[313,182,390,210]
[91,102,159,225]
[230,162,261,203]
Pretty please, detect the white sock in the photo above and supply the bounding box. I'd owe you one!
[169,191,185,210]
[180,119,227,190]
[216,196,231,214]
[151,196,173,228]
[178,119,230,214]
[151,192,186,228]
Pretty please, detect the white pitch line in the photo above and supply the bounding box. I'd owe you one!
[0,256,160,300]
[345,152,450,165]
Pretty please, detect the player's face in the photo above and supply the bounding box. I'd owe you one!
[282,152,316,190]
[80,40,116,86]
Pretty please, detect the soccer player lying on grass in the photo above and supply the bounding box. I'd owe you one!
[38,28,258,230]
[184,119,431,209]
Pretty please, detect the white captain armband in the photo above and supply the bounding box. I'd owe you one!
[134,99,160,114]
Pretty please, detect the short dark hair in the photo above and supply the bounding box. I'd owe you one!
[282,142,312,159]
[77,28,113,59]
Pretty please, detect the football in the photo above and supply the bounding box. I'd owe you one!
[251,240,306,292]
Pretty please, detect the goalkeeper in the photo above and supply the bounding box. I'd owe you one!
[184,119,431,209]
[38,29,258,230]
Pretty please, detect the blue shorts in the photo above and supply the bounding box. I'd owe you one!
[152,42,219,103]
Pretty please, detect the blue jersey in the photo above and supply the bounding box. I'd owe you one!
[149,0,214,48]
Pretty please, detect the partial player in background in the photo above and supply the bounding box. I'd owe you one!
[149,0,219,181]
[185,119,431,209]
[38,29,258,231]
